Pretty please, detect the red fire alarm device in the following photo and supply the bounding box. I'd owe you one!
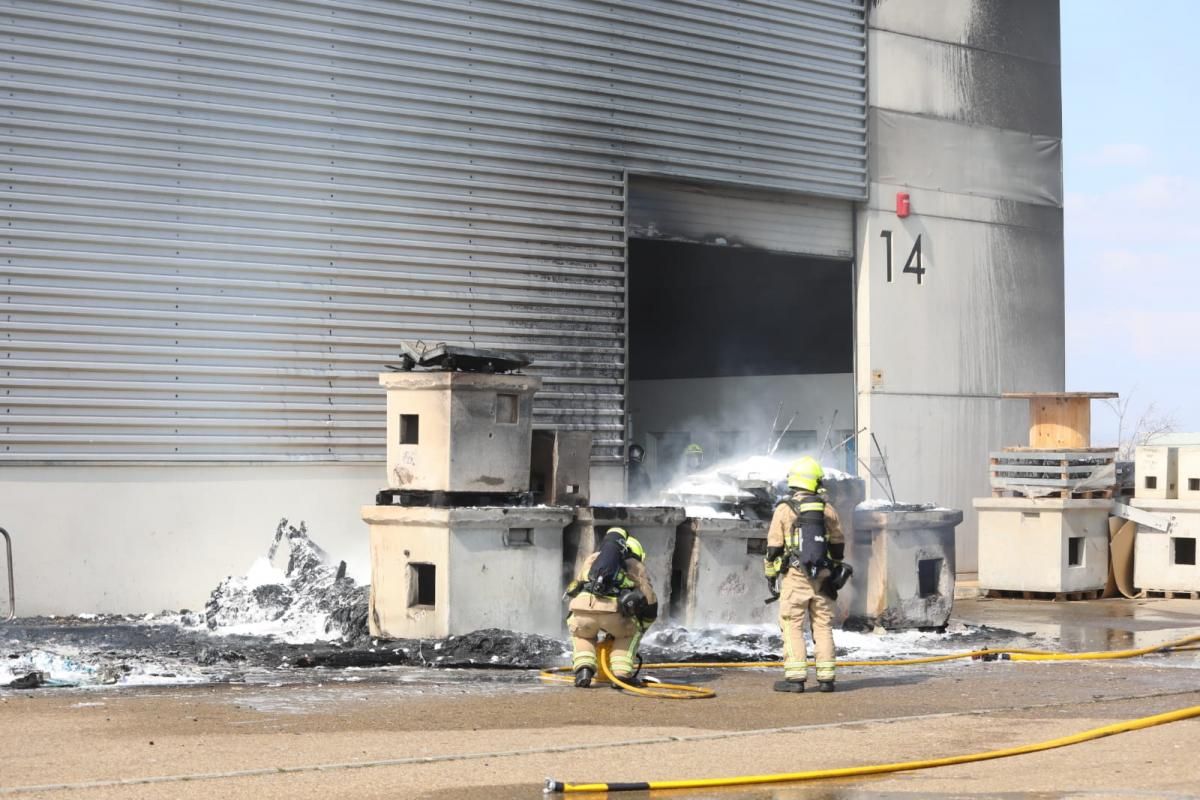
[896,192,911,218]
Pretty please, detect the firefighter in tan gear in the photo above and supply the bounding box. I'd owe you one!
[765,456,849,693]
[564,527,658,688]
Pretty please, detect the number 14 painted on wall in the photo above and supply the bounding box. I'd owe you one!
[879,230,925,284]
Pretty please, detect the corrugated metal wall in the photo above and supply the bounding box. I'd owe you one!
[3,0,866,464]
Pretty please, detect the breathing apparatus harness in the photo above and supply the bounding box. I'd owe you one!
[764,490,853,603]
[564,529,658,624]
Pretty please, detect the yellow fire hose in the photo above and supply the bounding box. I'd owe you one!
[541,632,1200,793]
[539,632,1200,691]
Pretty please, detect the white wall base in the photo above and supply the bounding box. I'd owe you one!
[0,464,380,616]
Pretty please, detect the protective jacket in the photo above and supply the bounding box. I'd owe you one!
[766,490,843,683]
[567,552,657,679]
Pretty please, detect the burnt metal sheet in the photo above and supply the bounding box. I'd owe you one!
[871,109,1063,206]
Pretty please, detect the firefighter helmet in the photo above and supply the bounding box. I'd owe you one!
[786,456,824,492]
[625,535,646,562]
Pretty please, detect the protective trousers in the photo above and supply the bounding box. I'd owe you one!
[567,609,644,678]
[779,568,835,682]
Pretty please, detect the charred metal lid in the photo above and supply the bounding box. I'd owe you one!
[389,341,532,374]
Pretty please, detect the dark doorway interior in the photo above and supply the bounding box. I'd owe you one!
[628,239,853,381]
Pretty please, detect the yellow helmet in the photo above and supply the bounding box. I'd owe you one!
[787,456,824,492]
[607,526,628,539]
[685,443,704,455]
[624,535,646,562]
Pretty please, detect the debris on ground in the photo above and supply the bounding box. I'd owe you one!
[660,454,863,519]
[203,519,369,643]
[1,523,1027,689]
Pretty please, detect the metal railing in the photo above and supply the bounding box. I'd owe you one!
[1,527,13,622]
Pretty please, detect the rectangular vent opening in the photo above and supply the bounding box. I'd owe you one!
[1067,537,1084,567]
[1172,537,1197,566]
[497,393,518,424]
[918,558,942,597]
[504,528,533,547]
[400,414,420,444]
[408,563,436,607]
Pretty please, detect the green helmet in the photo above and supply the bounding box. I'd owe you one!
[625,535,646,562]
[787,456,824,492]
[685,443,704,455]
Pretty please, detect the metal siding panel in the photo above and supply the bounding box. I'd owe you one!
[3,0,865,463]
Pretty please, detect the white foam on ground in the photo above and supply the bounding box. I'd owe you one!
[645,621,1006,660]
[0,647,207,689]
[244,557,287,589]
[198,521,366,645]
[201,615,332,645]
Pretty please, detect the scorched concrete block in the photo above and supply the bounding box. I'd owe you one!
[850,506,963,629]
[379,371,540,493]
[670,516,775,627]
[363,505,573,639]
[563,506,684,615]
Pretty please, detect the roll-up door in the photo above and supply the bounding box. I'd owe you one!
[3,0,866,465]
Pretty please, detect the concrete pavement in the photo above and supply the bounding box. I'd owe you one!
[2,598,1199,799]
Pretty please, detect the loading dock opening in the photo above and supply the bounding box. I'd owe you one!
[627,238,855,491]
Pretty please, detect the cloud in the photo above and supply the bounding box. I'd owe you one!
[1095,249,1175,278]
[1126,310,1200,361]
[1083,143,1152,167]
[1066,174,1196,245]
[1129,174,1190,210]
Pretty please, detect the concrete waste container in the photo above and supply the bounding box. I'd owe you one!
[849,505,963,630]
[670,516,775,627]
[1131,498,1200,595]
[563,506,684,614]
[669,475,867,628]
[975,498,1110,595]
[364,505,574,639]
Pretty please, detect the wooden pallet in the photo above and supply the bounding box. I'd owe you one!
[985,588,1104,602]
[990,487,1115,499]
[989,449,1116,499]
[1139,589,1200,600]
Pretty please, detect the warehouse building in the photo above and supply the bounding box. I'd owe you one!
[2,0,1063,613]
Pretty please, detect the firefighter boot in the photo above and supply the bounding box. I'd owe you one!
[574,666,595,688]
[773,679,805,693]
[818,680,835,693]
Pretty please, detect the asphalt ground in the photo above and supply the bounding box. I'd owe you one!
[2,598,1199,799]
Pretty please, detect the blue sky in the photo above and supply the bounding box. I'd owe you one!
[1062,0,1199,443]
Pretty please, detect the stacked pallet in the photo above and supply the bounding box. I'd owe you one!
[975,392,1118,600]
[989,449,1117,500]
